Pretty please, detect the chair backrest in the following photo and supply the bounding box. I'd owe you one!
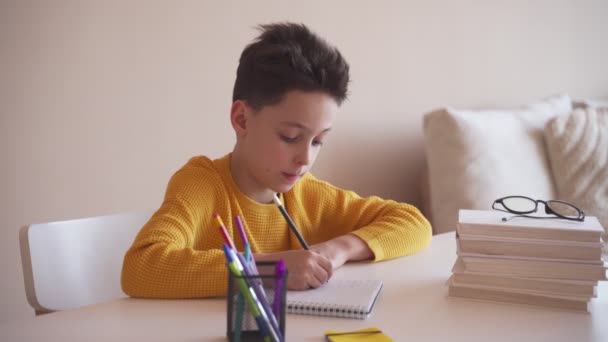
[19,210,154,314]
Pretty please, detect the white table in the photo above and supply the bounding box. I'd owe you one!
[2,232,606,341]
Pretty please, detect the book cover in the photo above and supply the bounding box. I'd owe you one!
[456,235,603,260]
[448,278,590,312]
[456,251,605,265]
[455,256,608,281]
[458,209,604,242]
[451,272,597,297]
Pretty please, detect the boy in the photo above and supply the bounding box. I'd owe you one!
[121,22,431,298]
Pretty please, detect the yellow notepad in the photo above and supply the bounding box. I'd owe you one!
[324,327,394,341]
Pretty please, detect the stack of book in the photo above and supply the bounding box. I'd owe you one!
[448,209,607,312]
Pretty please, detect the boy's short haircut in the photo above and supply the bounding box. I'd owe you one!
[233,22,350,110]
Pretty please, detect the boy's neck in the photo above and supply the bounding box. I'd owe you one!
[229,149,275,204]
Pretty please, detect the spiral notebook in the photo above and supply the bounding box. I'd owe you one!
[286,279,383,319]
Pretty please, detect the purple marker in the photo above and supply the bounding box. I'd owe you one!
[235,215,259,274]
[273,260,286,318]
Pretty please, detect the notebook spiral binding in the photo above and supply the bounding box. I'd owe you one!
[287,301,371,319]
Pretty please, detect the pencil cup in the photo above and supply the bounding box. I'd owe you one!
[227,261,288,342]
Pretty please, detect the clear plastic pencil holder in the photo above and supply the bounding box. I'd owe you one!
[227,261,287,342]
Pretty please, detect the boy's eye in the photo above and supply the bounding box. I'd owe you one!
[280,134,324,147]
[280,135,298,143]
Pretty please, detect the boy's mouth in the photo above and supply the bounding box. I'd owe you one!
[281,172,301,183]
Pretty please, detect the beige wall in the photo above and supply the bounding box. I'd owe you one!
[1,0,607,321]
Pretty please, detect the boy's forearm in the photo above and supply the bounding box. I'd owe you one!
[334,233,374,262]
[311,233,373,270]
[348,205,433,261]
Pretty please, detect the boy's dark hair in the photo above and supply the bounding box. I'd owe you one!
[233,22,350,110]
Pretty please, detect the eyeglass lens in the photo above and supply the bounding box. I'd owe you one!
[546,201,581,218]
[501,197,536,213]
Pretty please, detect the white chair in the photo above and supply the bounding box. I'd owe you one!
[19,210,154,314]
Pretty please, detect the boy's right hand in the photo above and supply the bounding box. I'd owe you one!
[254,250,333,290]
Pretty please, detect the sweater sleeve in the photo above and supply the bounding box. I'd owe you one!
[121,163,227,298]
[297,175,432,261]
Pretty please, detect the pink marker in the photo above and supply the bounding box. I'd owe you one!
[214,212,235,250]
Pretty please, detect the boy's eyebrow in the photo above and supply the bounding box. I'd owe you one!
[279,121,332,133]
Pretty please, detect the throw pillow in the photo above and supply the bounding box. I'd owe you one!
[423,94,572,233]
[545,107,608,256]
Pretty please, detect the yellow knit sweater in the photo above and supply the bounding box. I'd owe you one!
[121,154,432,298]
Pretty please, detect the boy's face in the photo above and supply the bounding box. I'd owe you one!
[235,90,338,196]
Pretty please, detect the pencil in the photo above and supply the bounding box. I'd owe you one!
[272,194,309,250]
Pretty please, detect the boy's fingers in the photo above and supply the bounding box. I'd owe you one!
[314,263,330,285]
[317,254,333,277]
[308,274,323,289]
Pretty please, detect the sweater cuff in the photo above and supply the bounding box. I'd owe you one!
[350,230,385,261]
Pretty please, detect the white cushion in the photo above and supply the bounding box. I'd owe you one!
[545,107,608,256]
[423,95,572,233]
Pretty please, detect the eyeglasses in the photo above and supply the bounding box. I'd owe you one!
[492,195,585,222]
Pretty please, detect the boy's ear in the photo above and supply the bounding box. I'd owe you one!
[230,100,249,136]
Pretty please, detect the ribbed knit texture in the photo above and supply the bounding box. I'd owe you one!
[545,107,608,257]
[121,154,432,298]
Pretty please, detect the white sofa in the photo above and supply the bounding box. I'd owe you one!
[422,94,608,254]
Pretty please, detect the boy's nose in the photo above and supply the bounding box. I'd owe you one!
[295,144,312,166]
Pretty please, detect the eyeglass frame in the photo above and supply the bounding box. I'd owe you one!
[491,195,585,222]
